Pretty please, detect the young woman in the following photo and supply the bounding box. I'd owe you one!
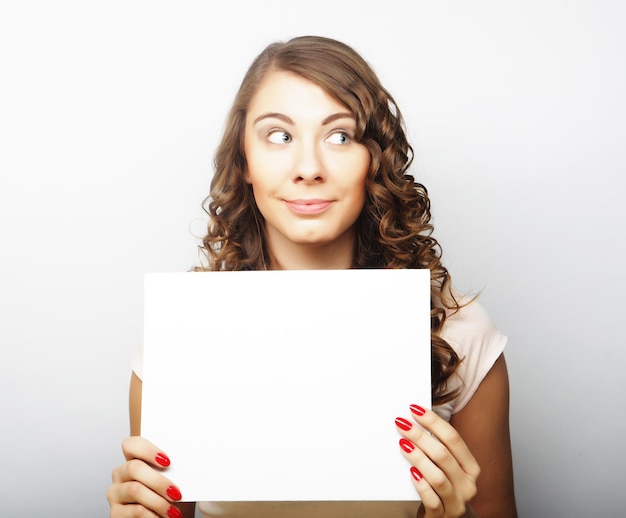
[107,36,517,518]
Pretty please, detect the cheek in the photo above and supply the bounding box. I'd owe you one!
[246,169,273,192]
[345,155,370,193]
[352,158,370,209]
[243,133,268,185]
[243,150,266,187]
[244,146,288,187]
[340,167,368,215]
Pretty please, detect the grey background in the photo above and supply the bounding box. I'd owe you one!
[1,1,624,516]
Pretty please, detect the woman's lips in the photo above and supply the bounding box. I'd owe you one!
[284,199,333,215]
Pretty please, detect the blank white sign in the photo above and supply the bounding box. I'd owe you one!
[142,269,431,502]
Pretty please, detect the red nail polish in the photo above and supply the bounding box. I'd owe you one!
[399,438,415,453]
[167,485,182,501]
[395,417,412,431]
[167,505,183,518]
[410,466,423,481]
[155,452,171,467]
[410,404,426,417]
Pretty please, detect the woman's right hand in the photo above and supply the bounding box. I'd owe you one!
[107,436,183,518]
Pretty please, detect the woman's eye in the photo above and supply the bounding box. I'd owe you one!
[326,132,350,145]
[267,130,292,144]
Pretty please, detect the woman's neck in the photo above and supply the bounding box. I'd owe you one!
[266,231,355,270]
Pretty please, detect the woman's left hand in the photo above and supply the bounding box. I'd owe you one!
[395,405,480,518]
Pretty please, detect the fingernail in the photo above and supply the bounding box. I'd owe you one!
[167,505,183,518]
[395,417,412,431]
[410,466,423,481]
[410,404,426,417]
[166,485,182,501]
[399,438,415,453]
[155,452,171,467]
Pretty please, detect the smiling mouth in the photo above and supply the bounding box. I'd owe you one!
[284,199,334,215]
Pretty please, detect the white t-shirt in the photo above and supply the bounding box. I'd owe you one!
[132,299,507,517]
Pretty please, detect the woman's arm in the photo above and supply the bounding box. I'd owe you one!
[396,354,517,518]
[107,374,195,518]
[449,354,517,518]
[128,373,197,518]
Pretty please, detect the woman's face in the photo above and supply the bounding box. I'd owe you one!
[243,70,370,261]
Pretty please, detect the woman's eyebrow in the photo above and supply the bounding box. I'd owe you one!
[322,112,355,125]
[252,112,355,125]
[253,112,294,125]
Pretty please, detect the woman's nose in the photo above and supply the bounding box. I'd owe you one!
[293,142,324,183]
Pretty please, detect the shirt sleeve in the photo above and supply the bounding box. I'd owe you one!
[435,299,507,420]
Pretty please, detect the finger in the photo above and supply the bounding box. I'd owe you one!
[408,405,479,479]
[409,466,445,518]
[110,501,182,518]
[109,502,160,518]
[116,458,180,496]
[399,437,458,507]
[411,468,467,518]
[399,420,467,484]
[121,436,172,468]
[109,457,183,514]
[395,411,479,505]
[108,476,183,518]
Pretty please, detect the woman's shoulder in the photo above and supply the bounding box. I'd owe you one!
[439,296,505,356]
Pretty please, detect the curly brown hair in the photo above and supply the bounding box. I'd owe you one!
[197,35,462,405]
